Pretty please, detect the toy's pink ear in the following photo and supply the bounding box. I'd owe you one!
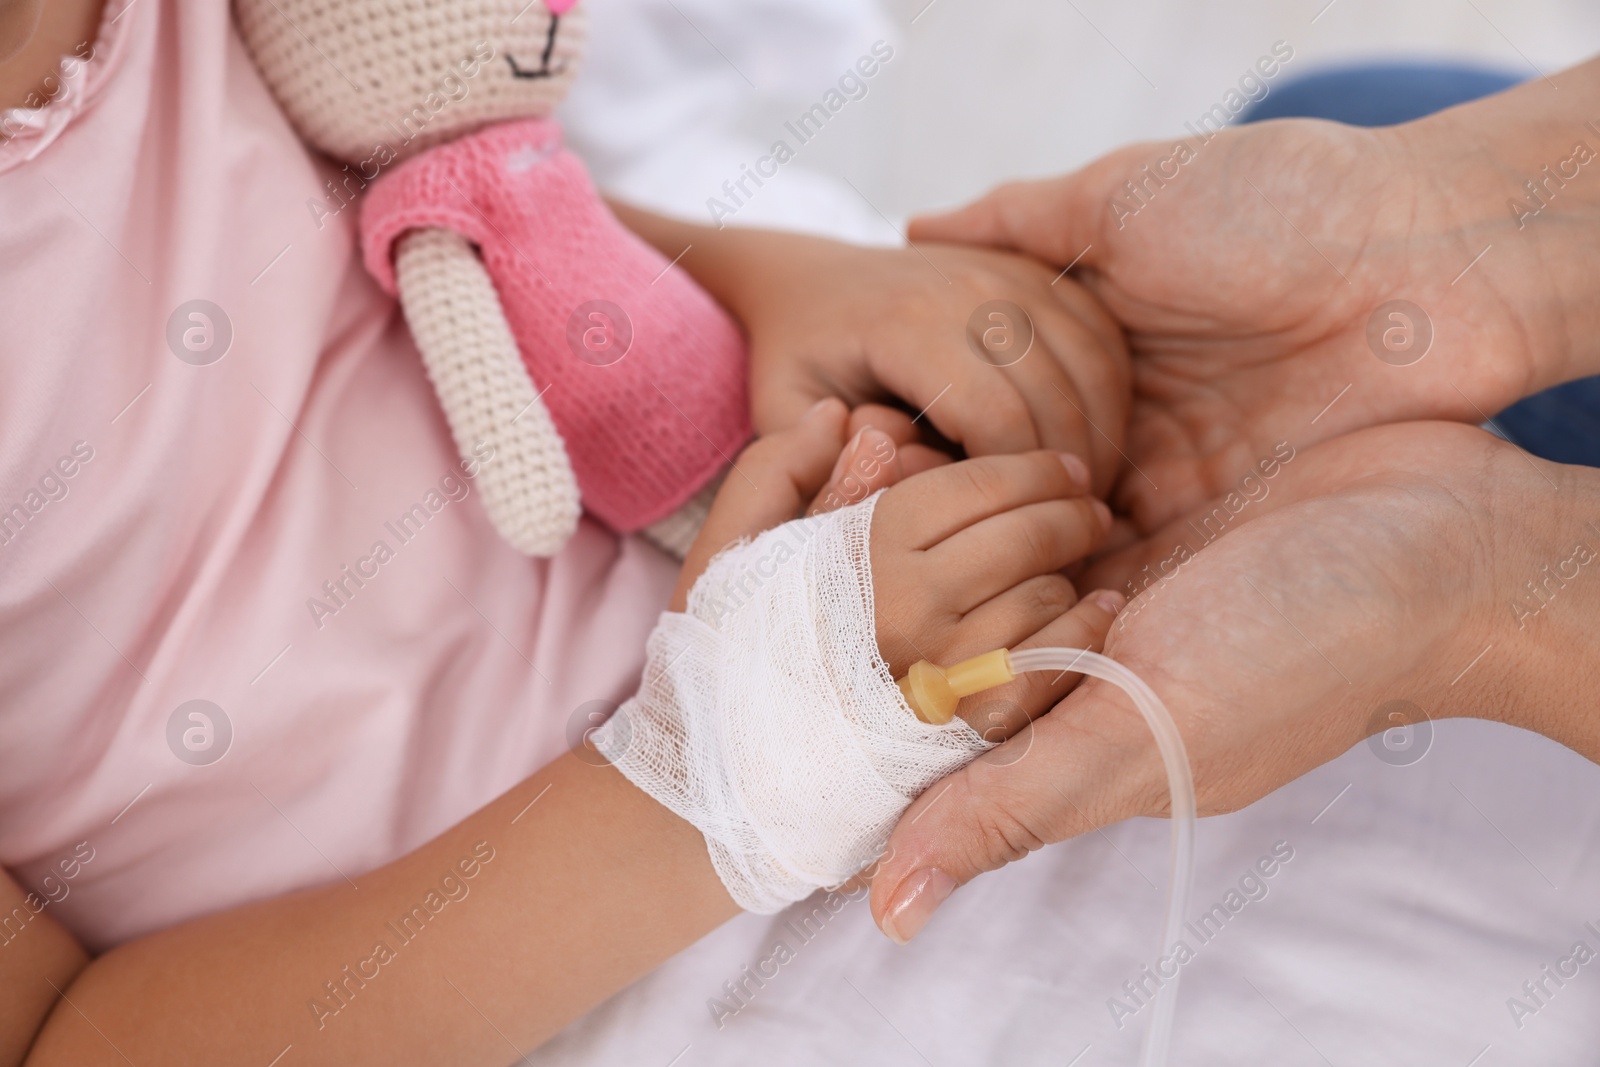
[546,0,579,13]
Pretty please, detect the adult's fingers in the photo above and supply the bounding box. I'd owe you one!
[874,451,1090,552]
[674,398,849,609]
[907,176,1086,260]
[905,143,1158,266]
[906,182,1096,268]
[870,666,1167,944]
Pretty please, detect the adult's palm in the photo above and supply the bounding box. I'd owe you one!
[911,118,1542,532]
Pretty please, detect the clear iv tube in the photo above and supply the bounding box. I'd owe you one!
[1004,648,1195,1067]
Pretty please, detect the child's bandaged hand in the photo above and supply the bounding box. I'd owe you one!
[612,399,1125,912]
[734,234,1130,494]
[677,397,1121,737]
[672,399,941,609]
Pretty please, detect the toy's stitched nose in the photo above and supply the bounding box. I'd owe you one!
[546,0,579,13]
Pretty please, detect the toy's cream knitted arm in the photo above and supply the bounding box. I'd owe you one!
[395,227,581,556]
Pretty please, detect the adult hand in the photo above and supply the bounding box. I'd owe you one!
[910,64,1600,533]
[869,421,1600,943]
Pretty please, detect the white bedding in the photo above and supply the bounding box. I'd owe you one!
[560,0,900,244]
[553,3,1600,1062]
[537,718,1600,1065]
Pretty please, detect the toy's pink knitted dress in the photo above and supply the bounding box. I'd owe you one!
[361,117,750,532]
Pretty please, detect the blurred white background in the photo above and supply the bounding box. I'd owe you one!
[853,0,1600,212]
[566,0,1600,238]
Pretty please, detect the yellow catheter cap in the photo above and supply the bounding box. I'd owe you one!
[897,648,1015,725]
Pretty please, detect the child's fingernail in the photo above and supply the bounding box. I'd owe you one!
[1091,499,1112,532]
[830,429,867,484]
[805,398,837,420]
[882,868,956,945]
[1090,589,1126,615]
[1058,453,1089,488]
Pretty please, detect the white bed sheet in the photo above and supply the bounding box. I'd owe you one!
[538,720,1600,1066]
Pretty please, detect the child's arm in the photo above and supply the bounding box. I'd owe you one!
[11,403,1120,1066]
[19,753,734,1067]
[609,203,1131,494]
[0,869,85,1066]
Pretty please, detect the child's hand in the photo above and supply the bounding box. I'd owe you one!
[738,238,1130,494]
[626,398,1126,914]
[607,206,1130,494]
[676,398,1125,737]
[673,398,938,611]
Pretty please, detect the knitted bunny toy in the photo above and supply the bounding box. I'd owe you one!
[233,0,750,556]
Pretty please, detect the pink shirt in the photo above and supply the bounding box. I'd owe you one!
[0,0,675,951]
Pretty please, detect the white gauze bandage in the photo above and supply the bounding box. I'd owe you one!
[594,492,993,914]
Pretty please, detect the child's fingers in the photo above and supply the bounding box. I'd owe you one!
[811,404,957,517]
[875,451,1090,551]
[897,443,955,478]
[1024,303,1130,494]
[674,399,849,608]
[845,404,955,480]
[953,574,1079,660]
[953,589,1125,740]
[869,342,1042,456]
[846,403,917,442]
[962,293,1117,476]
[807,426,902,516]
[991,344,1095,473]
[930,497,1111,613]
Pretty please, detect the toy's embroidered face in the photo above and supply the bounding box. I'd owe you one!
[505,12,567,80]
[233,0,588,166]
